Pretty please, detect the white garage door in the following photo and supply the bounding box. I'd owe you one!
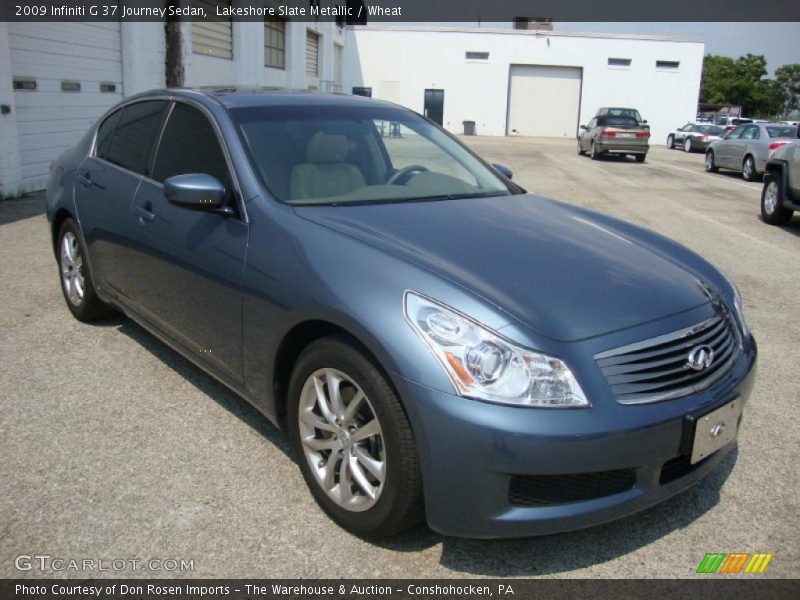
[9,22,123,190]
[507,65,582,138]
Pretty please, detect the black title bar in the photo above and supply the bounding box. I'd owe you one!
[3,0,800,22]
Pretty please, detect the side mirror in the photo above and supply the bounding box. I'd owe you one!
[642,119,648,124]
[492,163,513,180]
[579,124,588,130]
[163,174,231,214]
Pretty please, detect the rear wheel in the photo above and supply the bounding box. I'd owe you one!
[57,219,113,322]
[635,154,646,163]
[761,174,793,225]
[590,141,601,160]
[684,138,693,152]
[705,151,718,173]
[287,337,423,537]
[742,156,758,181]
[667,135,675,149]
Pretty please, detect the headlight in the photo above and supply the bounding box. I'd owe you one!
[404,292,589,408]
[731,284,750,339]
[722,274,750,339]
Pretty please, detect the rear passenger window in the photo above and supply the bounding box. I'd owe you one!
[153,103,229,186]
[105,101,167,175]
[95,108,123,160]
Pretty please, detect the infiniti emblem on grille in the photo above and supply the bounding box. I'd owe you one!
[687,345,715,371]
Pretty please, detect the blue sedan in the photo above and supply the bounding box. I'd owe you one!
[46,88,756,538]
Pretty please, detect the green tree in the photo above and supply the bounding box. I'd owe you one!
[775,64,800,114]
[700,53,788,117]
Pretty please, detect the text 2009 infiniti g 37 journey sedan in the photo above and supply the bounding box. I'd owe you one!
[46,88,756,538]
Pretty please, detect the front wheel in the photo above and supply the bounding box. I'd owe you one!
[742,156,759,182]
[577,139,586,156]
[667,135,675,149]
[57,219,113,322]
[287,337,423,537]
[761,174,793,225]
[705,151,718,173]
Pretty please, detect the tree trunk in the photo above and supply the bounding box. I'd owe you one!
[165,2,184,88]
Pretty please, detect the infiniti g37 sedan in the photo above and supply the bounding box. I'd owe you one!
[47,88,757,538]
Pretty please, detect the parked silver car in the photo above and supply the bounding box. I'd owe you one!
[762,140,800,225]
[667,123,725,152]
[705,123,798,181]
[578,114,650,162]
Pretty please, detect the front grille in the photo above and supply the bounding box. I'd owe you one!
[509,469,637,507]
[595,315,740,405]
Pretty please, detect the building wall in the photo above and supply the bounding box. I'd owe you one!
[344,26,705,144]
[0,19,346,193]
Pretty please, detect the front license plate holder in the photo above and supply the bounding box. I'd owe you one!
[690,398,742,464]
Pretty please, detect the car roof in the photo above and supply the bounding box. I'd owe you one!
[130,86,404,111]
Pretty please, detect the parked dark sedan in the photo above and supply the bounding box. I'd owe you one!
[47,88,756,539]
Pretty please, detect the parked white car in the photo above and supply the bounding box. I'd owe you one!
[667,123,725,152]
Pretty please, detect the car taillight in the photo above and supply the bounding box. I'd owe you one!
[600,128,616,137]
[768,141,789,151]
[635,131,649,138]
[696,135,707,141]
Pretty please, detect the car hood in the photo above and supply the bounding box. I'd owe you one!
[295,194,710,341]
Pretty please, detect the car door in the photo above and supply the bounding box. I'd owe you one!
[716,125,744,168]
[74,100,167,299]
[788,144,800,198]
[126,101,248,383]
[734,125,759,169]
[674,124,690,144]
[579,117,596,150]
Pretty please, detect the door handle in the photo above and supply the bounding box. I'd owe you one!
[135,203,156,224]
[77,172,94,188]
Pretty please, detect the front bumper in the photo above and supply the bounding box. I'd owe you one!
[393,336,757,538]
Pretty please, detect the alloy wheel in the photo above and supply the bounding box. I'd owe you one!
[763,181,779,214]
[743,158,754,180]
[60,232,85,306]
[684,138,692,152]
[297,368,386,512]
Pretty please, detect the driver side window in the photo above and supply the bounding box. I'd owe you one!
[726,126,745,140]
[152,103,230,188]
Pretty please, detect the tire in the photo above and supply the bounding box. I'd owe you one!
[635,154,646,163]
[590,141,601,160]
[761,174,793,225]
[705,151,718,173]
[287,336,423,537]
[667,135,675,149]
[742,155,759,182]
[577,139,586,156]
[56,218,113,322]
[684,138,693,153]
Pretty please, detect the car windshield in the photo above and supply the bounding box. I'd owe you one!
[766,125,797,138]
[233,105,510,206]
[697,125,724,135]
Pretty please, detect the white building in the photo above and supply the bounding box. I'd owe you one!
[0,18,704,196]
[0,15,345,195]
[344,26,704,144]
